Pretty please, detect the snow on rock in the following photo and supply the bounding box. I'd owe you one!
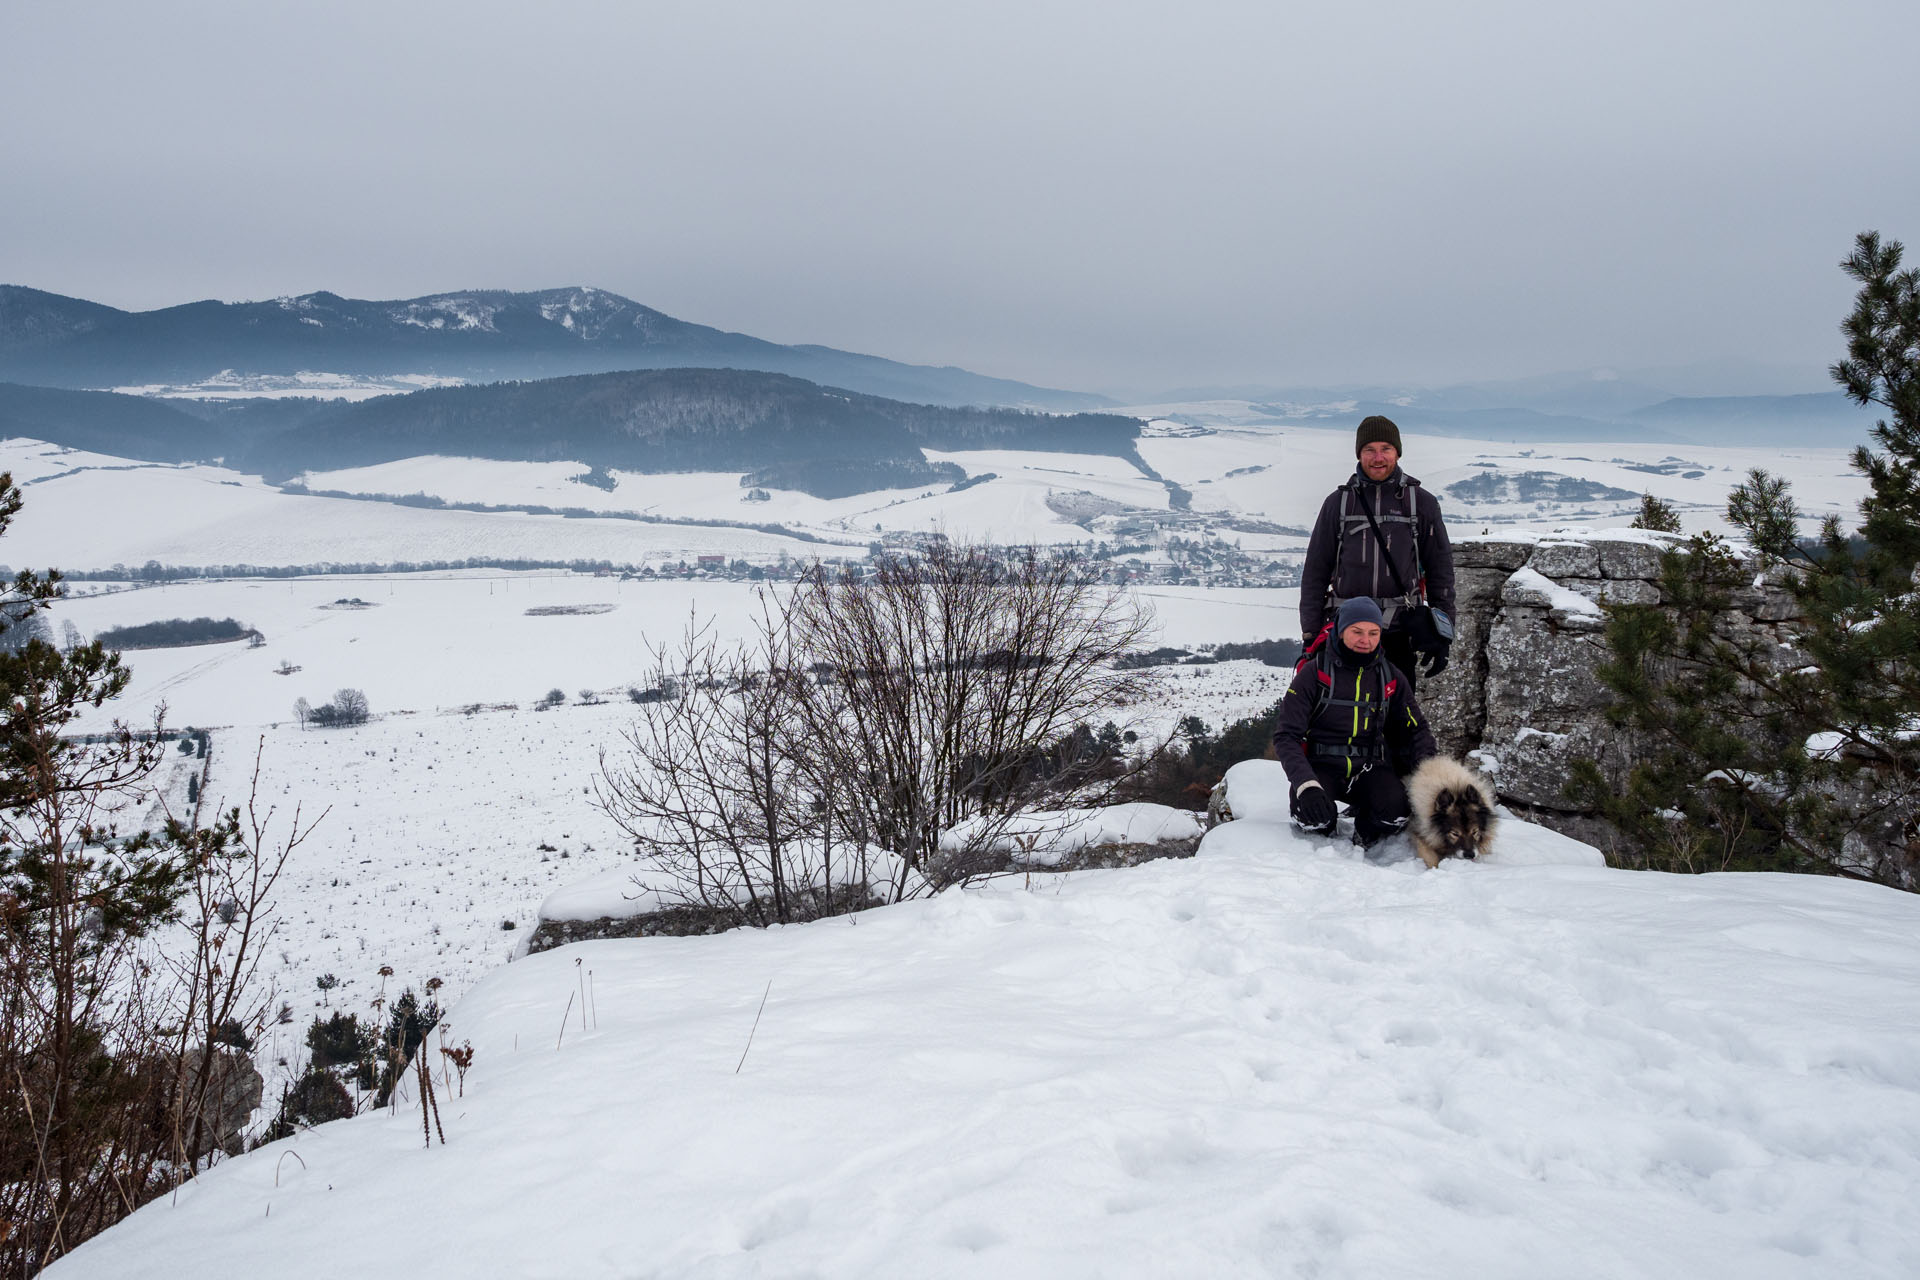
[537,848,923,929]
[51,827,1920,1279]
[1220,758,1293,822]
[943,803,1206,867]
[535,867,674,922]
[1504,565,1604,618]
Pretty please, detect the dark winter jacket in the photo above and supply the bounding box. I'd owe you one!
[1271,639,1438,792]
[1299,467,1456,640]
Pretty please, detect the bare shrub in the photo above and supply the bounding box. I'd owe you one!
[598,544,1157,923]
[306,688,369,727]
[598,615,840,926]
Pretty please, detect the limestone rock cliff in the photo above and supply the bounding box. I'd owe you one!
[1418,527,1801,851]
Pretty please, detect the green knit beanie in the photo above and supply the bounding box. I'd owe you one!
[1355,415,1403,458]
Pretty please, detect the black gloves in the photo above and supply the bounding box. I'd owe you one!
[1420,645,1451,679]
[1293,783,1338,834]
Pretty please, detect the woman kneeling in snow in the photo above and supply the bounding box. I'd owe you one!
[1271,597,1438,847]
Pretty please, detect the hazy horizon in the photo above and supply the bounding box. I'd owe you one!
[4,1,1915,397]
[0,277,1847,403]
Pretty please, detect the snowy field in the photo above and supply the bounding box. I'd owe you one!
[1136,426,1868,536]
[49,814,1920,1279]
[46,575,1298,734]
[0,441,840,573]
[182,703,641,1094]
[0,428,1869,575]
[111,370,467,400]
[294,429,1869,547]
[42,563,1292,1117]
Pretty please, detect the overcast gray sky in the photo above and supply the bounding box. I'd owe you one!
[4,0,1916,397]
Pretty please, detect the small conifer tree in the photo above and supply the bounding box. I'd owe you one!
[1571,231,1920,888]
[1630,491,1682,533]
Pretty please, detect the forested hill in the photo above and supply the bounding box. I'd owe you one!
[245,368,1144,484]
[0,369,1145,498]
[0,382,220,463]
[0,285,1108,411]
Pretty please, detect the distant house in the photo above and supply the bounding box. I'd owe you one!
[696,555,726,569]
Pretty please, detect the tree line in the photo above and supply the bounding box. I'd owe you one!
[93,616,256,649]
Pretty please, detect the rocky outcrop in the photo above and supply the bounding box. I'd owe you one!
[1419,528,1802,851]
[526,835,1203,953]
[174,1047,265,1158]
[526,901,765,954]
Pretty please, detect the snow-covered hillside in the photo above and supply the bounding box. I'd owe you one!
[111,370,465,401]
[0,442,832,573]
[47,818,1920,1279]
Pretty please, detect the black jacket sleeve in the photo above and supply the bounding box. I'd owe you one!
[1271,663,1321,792]
[1415,486,1455,622]
[1299,490,1343,640]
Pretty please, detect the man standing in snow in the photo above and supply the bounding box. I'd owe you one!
[1298,415,1456,694]
[1273,598,1437,845]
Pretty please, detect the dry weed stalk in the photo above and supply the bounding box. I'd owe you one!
[440,1041,474,1097]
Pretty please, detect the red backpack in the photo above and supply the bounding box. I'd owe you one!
[1293,621,1335,696]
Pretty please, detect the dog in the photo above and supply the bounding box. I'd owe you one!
[1405,756,1498,868]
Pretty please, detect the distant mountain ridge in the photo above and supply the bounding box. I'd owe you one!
[1146,364,1878,446]
[0,284,1109,412]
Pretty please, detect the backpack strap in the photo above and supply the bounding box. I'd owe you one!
[1309,646,1386,714]
[1329,486,1350,615]
[1334,474,1424,613]
[1357,484,1412,599]
[1405,479,1424,584]
[1311,741,1387,761]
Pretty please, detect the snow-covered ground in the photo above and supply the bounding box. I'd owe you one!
[1136,426,1867,535]
[294,430,1867,546]
[301,447,1174,548]
[49,574,797,732]
[17,417,1912,1276]
[1,444,832,572]
[46,575,1298,733]
[185,702,640,1093]
[36,557,1294,1126]
[111,370,466,400]
[63,642,1286,1108]
[49,814,1920,1279]
[0,426,1868,576]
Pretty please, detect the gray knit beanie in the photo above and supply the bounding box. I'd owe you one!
[1355,415,1403,458]
[1336,597,1385,634]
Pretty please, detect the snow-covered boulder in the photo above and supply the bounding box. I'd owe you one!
[940,803,1205,868]
[526,867,746,952]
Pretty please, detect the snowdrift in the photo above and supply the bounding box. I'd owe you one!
[50,819,1920,1279]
